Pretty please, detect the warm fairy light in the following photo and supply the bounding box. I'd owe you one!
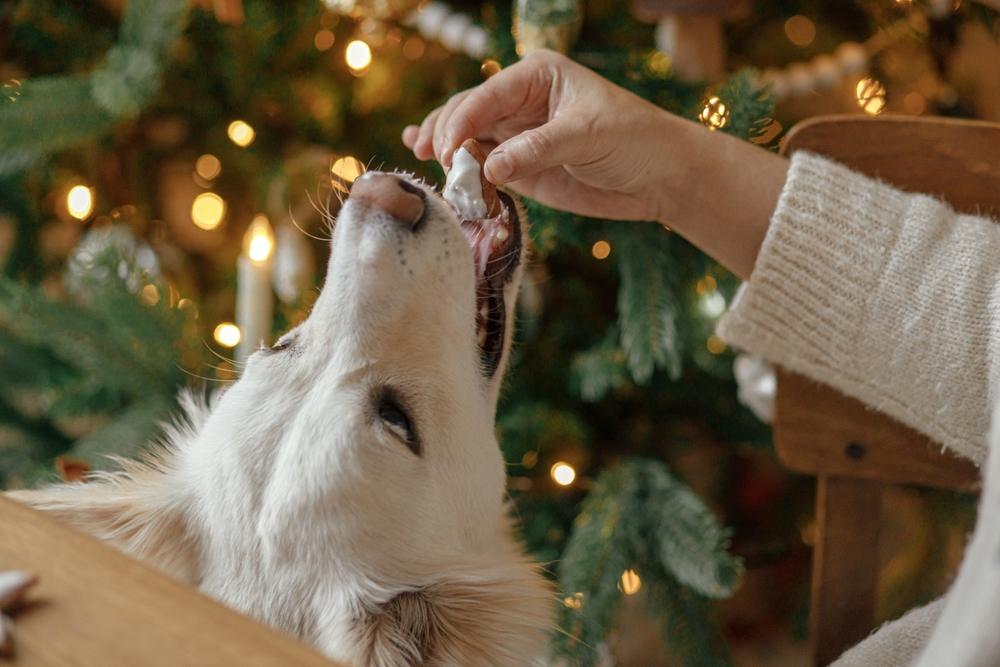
[784,15,816,47]
[245,214,274,264]
[67,185,94,220]
[214,323,241,348]
[403,37,425,60]
[619,569,642,595]
[591,240,611,260]
[315,29,336,51]
[707,335,727,355]
[227,120,256,147]
[563,592,584,609]
[856,78,886,115]
[700,291,727,318]
[196,154,221,180]
[551,462,576,486]
[481,59,502,78]
[332,156,365,184]
[191,192,226,230]
[700,97,730,131]
[346,40,372,72]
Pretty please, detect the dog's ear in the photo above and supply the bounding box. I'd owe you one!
[6,452,199,585]
[357,557,554,667]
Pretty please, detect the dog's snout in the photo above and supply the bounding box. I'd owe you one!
[349,174,425,229]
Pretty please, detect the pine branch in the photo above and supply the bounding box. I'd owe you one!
[555,459,742,666]
[714,69,776,143]
[570,325,629,402]
[611,224,683,384]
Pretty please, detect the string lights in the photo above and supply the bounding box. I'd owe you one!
[195,154,221,180]
[591,240,611,260]
[191,192,225,230]
[227,120,255,147]
[619,569,642,595]
[345,40,372,73]
[551,462,576,486]
[214,323,241,347]
[66,185,94,220]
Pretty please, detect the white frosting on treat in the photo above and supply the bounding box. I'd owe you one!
[444,147,488,221]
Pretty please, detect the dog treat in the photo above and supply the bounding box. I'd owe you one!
[443,139,501,221]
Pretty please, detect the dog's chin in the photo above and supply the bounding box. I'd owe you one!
[458,191,522,379]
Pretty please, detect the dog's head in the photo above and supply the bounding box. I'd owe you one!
[11,173,551,665]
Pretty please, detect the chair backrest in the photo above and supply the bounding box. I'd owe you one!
[773,114,1000,492]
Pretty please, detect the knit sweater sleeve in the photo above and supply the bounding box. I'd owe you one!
[716,150,1000,465]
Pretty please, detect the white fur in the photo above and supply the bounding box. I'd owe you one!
[9,175,553,666]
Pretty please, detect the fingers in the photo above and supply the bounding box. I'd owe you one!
[431,90,473,167]
[440,50,572,158]
[402,125,419,150]
[483,114,582,185]
[410,106,443,161]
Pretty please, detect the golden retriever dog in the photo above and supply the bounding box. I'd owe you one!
[9,167,553,666]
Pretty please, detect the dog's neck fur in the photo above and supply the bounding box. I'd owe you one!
[9,176,553,666]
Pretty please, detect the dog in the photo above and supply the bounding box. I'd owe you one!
[8,170,554,666]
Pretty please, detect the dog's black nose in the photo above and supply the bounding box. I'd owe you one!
[349,174,425,229]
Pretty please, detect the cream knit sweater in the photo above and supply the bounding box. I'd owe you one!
[717,151,1000,667]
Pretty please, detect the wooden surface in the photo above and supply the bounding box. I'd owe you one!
[781,115,1000,217]
[0,495,341,667]
[773,368,980,492]
[808,476,882,667]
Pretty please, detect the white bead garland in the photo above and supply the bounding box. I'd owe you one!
[404,2,491,60]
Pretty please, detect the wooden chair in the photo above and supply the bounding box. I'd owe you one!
[773,114,1000,667]
[0,495,342,666]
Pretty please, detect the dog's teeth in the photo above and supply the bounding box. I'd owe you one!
[493,228,509,245]
[477,329,487,346]
[480,304,489,318]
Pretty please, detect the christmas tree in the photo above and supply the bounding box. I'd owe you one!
[1,0,996,664]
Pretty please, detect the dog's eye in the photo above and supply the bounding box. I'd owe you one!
[269,335,295,352]
[378,398,420,455]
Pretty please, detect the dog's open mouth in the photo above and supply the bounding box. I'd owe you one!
[457,191,521,378]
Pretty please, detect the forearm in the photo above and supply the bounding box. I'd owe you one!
[718,151,1000,464]
[654,115,789,280]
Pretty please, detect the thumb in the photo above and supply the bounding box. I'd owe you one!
[484,117,583,185]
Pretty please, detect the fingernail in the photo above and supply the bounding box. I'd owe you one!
[486,152,514,183]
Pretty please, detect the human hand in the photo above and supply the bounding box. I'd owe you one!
[402,49,685,223]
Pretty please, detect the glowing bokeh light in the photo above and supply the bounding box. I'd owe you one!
[332,156,365,184]
[346,40,372,71]
[620,570,642,595]
[591,240,611,260]
[191,192,225,230]
[67,185,94,220]
[245,214,274,264]
[196,154,221,180]
[227,120,255,147]
[551,462,576,486]
[214,323,241,348]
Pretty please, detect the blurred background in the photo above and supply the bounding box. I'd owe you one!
[0,0,996,664]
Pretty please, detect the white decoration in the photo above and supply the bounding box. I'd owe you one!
[439,13,472,52]
[406,2,492,62]
[413,1,450,39]
[236,218,275,364]
[272,225,315,305]
[444,147,487,221]
[758,40,870,102]
[734,354,776,423]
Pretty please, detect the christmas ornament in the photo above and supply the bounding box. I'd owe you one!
[404,3,490,60]
[733,353,775,423]
[630,0,747,82]
[512,0,583,56]
[272,225,316,305]
[856,77,887,114]
[699,96,730,130]
[0,570,37,658]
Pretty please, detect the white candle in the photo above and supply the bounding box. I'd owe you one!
[236,214,274,364]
